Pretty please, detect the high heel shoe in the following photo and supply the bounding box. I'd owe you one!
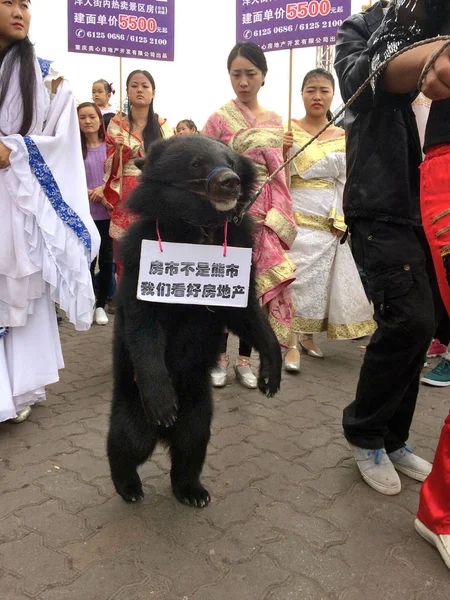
[211,354,229,388]
[299,335,324,359]
[234,357,257,389]
[10,406,32,423]
[284,345,301,373]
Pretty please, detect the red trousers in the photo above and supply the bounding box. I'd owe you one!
[420,145,450,317]
[417,413,450,534]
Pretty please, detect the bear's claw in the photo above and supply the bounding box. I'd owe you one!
[173,482,211,508]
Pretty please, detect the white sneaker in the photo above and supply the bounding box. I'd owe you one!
[388,446,432,482]
[415,518,450,570]
[349,444,401,495]
[211,365,227,388]
[94,307,109,326]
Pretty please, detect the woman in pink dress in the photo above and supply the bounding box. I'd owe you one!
[203,42,296,390]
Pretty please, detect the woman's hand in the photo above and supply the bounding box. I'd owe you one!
[101,198,114,215]
[88,186,104,203]
[331,226,345,239]
[0,142,12,169]
[282,131,294,157]
[114,132,125,152]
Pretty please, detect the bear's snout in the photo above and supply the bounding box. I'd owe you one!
[208,169,241,212]
[218,171,241,194]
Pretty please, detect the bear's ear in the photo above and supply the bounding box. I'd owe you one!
[145,139,167,169]
[236,155,257,203]
[135,139,167,176]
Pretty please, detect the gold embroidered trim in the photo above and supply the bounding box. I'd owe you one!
[265,208,297,247]
[252,163,270,182]
[441,245,450,257]
[256,256,296,297]
[436,225,450,238]
[293,212,330,233]
[218,102,284,158]
[328,321,376,340]
[217,101,248,133]
[432,209,450,224]
[292,316,376,339]
[229,127,284,158]
[289,121,345,174]
[328,207,347,232]
[290,176,334,190]
[268,313,291,347]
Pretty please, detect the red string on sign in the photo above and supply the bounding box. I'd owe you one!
[156,219,163,252]
[223,219,228,257]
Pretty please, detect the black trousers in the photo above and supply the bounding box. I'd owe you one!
[343,220,435,453]
[219,332,252,358]
[90,219,114,309]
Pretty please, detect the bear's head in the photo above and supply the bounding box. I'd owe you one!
[128,135,256,226]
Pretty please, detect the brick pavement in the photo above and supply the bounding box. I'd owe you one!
[0,319,449,600]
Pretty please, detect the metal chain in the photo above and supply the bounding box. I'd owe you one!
[234,34,450,224]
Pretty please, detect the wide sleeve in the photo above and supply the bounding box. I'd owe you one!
[328,153,347,232]
[0,80,100,331]
[103,118,133,207]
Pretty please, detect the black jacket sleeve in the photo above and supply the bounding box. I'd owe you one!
[335,14,377,112]
[370,0,444,75]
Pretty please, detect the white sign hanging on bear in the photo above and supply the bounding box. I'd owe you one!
[137,240,252,308]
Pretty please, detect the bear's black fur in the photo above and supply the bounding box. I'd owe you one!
[107,135,282,508]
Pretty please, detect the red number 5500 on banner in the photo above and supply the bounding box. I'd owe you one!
[286,1,332,19]
[118,14,157,33]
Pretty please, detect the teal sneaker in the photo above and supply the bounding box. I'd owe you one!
[421,358,450,387]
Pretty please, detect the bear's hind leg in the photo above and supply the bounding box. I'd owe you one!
[108,385,158,503]
[166,388,212,508]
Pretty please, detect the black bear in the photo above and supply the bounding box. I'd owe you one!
[107,135,282,508]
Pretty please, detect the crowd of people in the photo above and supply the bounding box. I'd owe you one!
[0,0,449,572]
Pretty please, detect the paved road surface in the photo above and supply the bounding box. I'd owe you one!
[0,320,448,599]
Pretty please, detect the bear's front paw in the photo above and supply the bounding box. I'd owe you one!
[258,355,282,398]
[138,381,178,427]
[145,396,178,427]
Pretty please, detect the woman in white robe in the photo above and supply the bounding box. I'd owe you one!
[282,69,374,372]
[0,0,99,422]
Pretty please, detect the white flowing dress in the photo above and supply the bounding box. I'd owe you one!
[287,123,375,339]
[0,56,100,421]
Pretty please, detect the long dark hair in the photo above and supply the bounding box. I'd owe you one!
[126,69,162,151]
[227,42,268,76]
[0,36,36,136]
[77,102,105,160]
[301,68,335,121]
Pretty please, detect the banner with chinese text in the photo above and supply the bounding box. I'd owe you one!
[68,0,175,61]
[236,0,351,51]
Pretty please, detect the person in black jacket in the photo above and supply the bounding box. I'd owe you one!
[334,1,433,496]
[370,0,450,571]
